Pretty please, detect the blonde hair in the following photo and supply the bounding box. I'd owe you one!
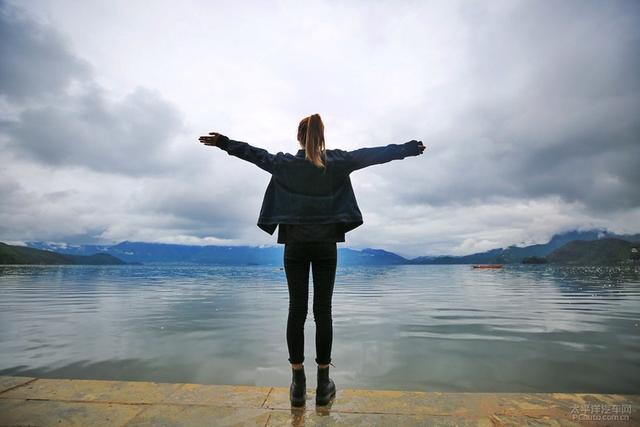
[297,113,326,169]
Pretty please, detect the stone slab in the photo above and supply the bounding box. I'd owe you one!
[163,383,272,408]
[122,404,270,427]
[0,397,143,427]
[0,375,35,393]
[0,376,637,427]
[0,376,182,404]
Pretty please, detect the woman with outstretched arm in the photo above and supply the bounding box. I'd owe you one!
[199,114,426,407]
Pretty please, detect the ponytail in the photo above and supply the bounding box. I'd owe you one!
[298,113,326,169]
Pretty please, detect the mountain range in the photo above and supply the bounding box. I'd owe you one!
[16,228,639,266]
[411,229,640,264]
[0,242,129,265]
[21,240,407,266]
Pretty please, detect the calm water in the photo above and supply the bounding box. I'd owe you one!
[1,264,639,393]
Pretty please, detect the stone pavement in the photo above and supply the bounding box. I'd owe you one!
[0,375,638,426]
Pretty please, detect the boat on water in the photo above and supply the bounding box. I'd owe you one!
[472,264,503,269]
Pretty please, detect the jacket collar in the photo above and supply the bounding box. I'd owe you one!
[295,149,305,157]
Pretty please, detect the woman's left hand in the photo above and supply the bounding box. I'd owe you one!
[199,132,226,147]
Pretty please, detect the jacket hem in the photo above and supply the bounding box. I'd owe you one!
[258,217,364,235]
[258,214,363,224]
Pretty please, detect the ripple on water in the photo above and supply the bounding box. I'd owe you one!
[0,264,638,393]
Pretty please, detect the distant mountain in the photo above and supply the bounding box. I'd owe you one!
[26,241,408,266]
[23,228,640,266]
[0,242,129,265]
[339,248,408,265]
[24,242,112,257]
[546,238,639,265]
[521,256,548,264]
[408,229,640,264]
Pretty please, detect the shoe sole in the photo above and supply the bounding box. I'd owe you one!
[315,389,336,406]
[290,393,306,407]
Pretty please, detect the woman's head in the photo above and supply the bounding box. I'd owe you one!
[297,113,326,169]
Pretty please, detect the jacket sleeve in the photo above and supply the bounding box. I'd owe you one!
[216,135,275,174]
[344,140,422,173]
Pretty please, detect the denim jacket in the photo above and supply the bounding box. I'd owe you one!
[216,136,422,235]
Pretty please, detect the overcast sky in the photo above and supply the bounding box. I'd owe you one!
[1,0,638,258]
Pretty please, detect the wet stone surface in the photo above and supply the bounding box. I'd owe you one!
[0,376,637,426]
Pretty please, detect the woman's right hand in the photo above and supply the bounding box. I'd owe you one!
[405,140,426,156]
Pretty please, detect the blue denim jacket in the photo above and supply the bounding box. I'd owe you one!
[216,136,422,235]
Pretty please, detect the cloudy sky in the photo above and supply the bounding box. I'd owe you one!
[1,0,638,258]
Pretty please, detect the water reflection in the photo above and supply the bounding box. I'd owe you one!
[0,264,638,393]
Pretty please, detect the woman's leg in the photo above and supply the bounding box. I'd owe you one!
[284,242,311,366]
[311,242,337,366]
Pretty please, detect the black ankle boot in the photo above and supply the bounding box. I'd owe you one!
[316,363,336,406]
[290,366,306,407]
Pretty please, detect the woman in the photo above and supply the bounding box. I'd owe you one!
[199,114,425,407]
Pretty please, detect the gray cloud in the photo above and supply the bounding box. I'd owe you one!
[132,177,266,241]
[2,86,186,175]
[0,0,187,176]
[389,0,640,214]
[0,0,92,101]
[0,0,639,256]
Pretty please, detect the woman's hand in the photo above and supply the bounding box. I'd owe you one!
[404,140,426,156]
[199,132,226,147]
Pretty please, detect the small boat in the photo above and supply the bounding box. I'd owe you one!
[472,264,503,269]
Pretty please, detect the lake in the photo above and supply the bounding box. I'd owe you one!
[1,264,638,393]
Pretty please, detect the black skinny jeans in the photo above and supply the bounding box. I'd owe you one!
[284,241,337,365]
